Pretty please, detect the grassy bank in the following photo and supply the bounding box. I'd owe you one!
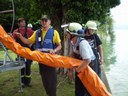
[0,50,75,96]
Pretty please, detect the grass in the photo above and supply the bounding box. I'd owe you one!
[0,50,75,96]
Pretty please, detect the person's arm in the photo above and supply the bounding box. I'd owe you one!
[94,34,103,64]
[54,43,62,53]
[14,32,32,45]
[76,59,91,73]
[49,43,62,54]
[76,39,93,72]
[49,30,62,54]
[98,45,103,64]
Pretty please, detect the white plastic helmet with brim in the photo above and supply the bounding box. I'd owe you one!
[66,22,84,36]
[86,21,97,30]
[27,23,33,28]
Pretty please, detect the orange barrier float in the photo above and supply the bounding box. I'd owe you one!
[0,25,111,96]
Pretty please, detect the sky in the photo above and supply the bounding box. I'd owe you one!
[110,0,128,29]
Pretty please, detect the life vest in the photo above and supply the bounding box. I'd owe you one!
[35,28,55,52]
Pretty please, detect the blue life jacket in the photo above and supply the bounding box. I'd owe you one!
[35,28,55,52]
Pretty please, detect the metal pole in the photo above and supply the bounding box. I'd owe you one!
[10,0,15,33]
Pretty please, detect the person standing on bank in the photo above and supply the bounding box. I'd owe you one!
[12,18,34,87]
[66,22,95,96]
[14,15,62,96]
[84,20,104,77]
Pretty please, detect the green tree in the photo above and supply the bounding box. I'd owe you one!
[0,0,120,32]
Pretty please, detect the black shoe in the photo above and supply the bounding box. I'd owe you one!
[25,84,32,87]
[22,84,26,88]
[21,84,32,88]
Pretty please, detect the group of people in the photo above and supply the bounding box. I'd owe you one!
[66,22,103,96]
[12,15,103,96]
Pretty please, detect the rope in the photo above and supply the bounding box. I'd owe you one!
[57,76,68,88]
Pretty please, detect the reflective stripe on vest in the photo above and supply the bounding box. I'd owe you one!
[35,28,55,52]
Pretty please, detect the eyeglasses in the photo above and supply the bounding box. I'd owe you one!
[42,19,48,22]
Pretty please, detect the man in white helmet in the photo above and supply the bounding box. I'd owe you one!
[66,22,95,96]
[84,20,104,78]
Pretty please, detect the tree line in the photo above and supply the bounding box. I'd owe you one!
[0,0,120,33]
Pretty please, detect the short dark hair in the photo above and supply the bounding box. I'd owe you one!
[18,18,25,23]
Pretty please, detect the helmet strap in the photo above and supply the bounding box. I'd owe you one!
[70,35,75,40]
[84,27,88,34]
[88,30,91,35]
[86,29,92,35]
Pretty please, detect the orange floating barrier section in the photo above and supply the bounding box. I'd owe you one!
[0,25,111,96]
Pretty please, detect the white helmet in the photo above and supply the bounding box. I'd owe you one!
[66,22,84,36]
[27,23,33,28]
[86,21,97,30]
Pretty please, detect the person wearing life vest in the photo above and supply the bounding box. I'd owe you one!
[12,18,34,88]
[84,20,103,77]
[66,22,95,96]
[14,15,62,96]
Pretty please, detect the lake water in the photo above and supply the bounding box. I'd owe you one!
[106,29,128,96]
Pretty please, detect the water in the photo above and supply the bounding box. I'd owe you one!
[106,29,128,96]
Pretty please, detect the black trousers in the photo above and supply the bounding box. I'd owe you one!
[39,64,57,96]
[90,58,101,78]
[75,72,91,96]
[21,59,32,85]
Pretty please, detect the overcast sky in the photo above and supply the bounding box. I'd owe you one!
[110,0,128,29]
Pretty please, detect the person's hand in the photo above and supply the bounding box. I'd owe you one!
[76,67,85,73]
[48,49,56,54]
[100,58,104,65]
[15,32,22,38]
[75,67,80,73]
[72,66,81,73]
